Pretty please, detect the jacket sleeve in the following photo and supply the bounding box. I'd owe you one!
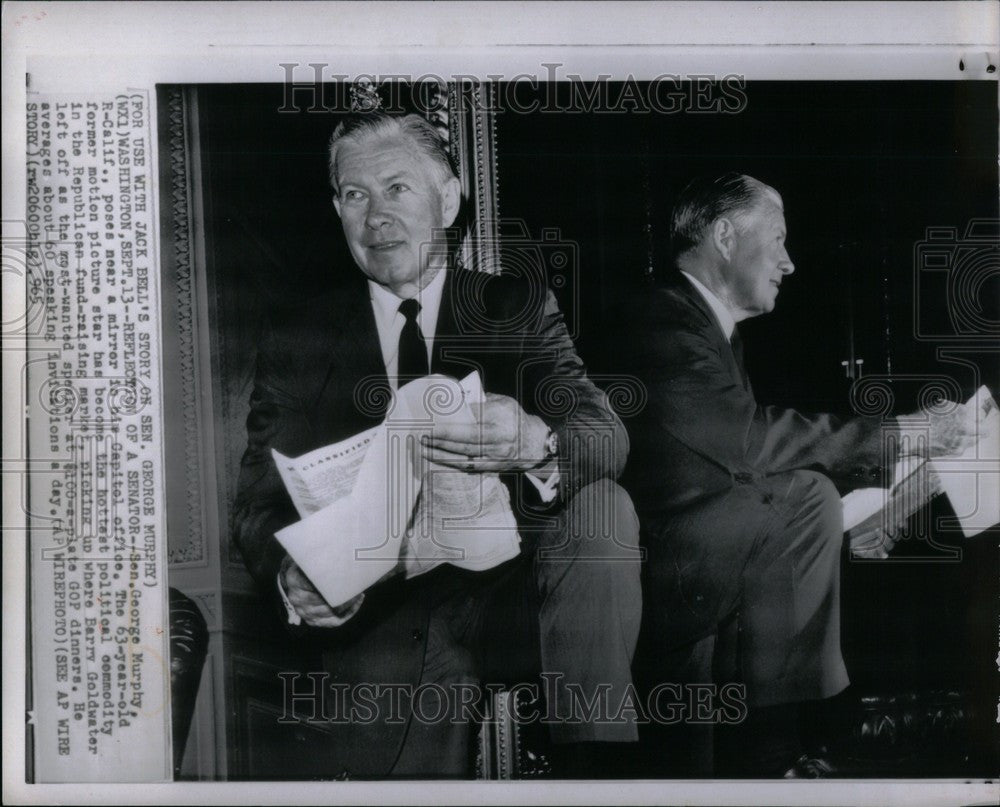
[528,289,630,501]
[230,318,377,637]
[638,317,891,487]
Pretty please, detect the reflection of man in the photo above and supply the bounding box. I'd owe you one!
[232,112,641,778]
[626,173,978,775]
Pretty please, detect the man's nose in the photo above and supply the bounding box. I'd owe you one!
[779,248,795,275]
[364,198,392,230]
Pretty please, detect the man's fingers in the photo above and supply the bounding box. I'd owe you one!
[286,588,328,610]
[422,437,482,456]
[427,421,482,443]
[423,447,482,469]
[296,602,335,618]
[423,442,522,465]
[421,446,515,472]
[302,609,348,627]
[285,563,320,594]
[294,594,361,621]
[470,392,517,423]
[422,428,511,453]
[463,460,511,472]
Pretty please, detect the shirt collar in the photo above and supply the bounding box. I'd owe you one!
[367,266,448,337]
[680,271,736,340]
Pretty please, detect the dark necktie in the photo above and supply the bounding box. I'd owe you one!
[730,327,750,390]
[397,298,428,385]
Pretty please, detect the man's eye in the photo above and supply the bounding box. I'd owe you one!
[389,183,410,194]
[343,190,364,201]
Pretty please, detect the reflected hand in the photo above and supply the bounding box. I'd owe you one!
[420,392,550,472]
[921,400,985,458]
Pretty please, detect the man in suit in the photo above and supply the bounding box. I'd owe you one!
[624,172,979,775]
[232,111,641,778]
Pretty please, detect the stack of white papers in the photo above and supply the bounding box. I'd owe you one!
[843,385,999,540]
[928,385,999,538]
[271,372,521,608]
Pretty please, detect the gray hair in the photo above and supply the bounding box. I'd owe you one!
[327,111,457,195]
[670,172,779,260]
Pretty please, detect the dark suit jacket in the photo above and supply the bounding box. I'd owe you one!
[622,274,890,526]
[231,267,626,776]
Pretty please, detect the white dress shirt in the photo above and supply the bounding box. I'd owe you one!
[368,267,447,388]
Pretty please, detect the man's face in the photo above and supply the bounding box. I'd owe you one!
[725,193,795,318]
[332,132,459,295]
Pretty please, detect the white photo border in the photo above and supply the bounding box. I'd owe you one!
[3,2,998,805]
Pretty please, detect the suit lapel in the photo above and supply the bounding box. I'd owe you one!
[729,327,751,392]
[431,269,488,381]
[430,270,457,375]
[674,275,747,391]
[313,278,389,427]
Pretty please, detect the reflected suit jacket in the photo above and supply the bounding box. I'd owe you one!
[623,274,890,529]
[231,267,626,777]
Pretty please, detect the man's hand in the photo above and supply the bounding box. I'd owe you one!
[279,555,363,627]
[420,392,551,472]
[919,399,987,458]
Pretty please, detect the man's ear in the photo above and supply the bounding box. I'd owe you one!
[332,194,342,219]
[440,176,461,228]
[711,217,737,262]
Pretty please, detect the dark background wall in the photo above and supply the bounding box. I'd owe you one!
[495,81,998,414]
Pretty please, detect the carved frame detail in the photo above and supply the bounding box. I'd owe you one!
[446,83,502,274]
[163,86,208,567]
